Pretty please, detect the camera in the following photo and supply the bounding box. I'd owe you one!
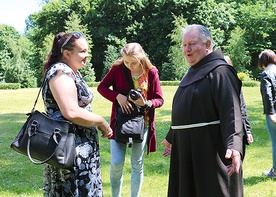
[129,89,142,100]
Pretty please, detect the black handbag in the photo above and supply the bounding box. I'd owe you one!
[115,111,145,144]
[114,65,145,146]
[10,75,75,169]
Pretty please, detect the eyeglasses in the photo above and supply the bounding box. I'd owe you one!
[60,32,83,53]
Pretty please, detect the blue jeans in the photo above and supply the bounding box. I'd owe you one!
[266,115,276,168]
[110,128,148,197]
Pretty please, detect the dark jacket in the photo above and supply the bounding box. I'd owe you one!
[260,64,276,115]
[97,64,164,154]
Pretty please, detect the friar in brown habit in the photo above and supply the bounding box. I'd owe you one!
[162,24,244,197]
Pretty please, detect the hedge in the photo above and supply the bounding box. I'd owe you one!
[0,80,259,90]
[0,83,21,89]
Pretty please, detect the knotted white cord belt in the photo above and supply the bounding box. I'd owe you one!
[171,120,220,130]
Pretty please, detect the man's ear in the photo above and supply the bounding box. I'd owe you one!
[206,40,211,50]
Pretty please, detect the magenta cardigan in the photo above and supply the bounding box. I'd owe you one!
[97,64,164,154]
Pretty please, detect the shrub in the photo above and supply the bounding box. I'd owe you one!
[242,80,259,87]
[160,81,180,86]
[0,83,20,89]
[237,72,248,81]
[86,82,99,87]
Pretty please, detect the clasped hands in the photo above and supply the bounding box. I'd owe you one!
[97,121,113,138]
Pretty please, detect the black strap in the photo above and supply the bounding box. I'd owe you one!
[31,71,47,113]
[122,64,134,89]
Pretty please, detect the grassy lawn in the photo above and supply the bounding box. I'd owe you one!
[0,86,275,197]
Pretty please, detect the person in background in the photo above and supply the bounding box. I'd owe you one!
[224,55,254,156]
[97,42,164,197]
[258,49,276,178]
[162,24,244,196]
[42,32,113,196]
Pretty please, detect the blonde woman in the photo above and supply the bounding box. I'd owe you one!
[97,43,164,196]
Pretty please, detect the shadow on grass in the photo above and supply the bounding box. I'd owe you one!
[244,175,276,186]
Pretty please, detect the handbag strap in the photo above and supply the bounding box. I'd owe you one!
[31,72,47,113]
[27,135,58,165]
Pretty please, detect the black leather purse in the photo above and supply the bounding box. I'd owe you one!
[115,101,145,144]
[10,75,75,169]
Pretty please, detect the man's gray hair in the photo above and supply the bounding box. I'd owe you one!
[182,24,213,50]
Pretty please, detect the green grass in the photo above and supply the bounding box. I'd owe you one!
[0,86,275,197]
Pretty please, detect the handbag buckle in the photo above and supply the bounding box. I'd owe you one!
[29,120,39,137]
[53,129,62,144]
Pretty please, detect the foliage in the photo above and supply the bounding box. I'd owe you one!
[160,81,180,86]
[63,11,96,82]
[86,0,145,80]
[224,26,251,73]
[0,50,10,80]
[235,2,276,78]
[80,64,96,82]
[0,83,21,89]
[102,45,119,79]
[2,0,276,84]
[237,72,249,81]
[161,15,189,80]
[102,35,126,79]
[242,80,259,87]
[36,11,96,84]
[86,81,99,87]
[192,0,236,48]
[0,25,36,87]
[237,72,259,87]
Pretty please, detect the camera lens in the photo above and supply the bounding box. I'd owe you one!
[129,90,139,100]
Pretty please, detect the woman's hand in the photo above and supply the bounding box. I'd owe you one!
[100,127,113,138]
[116,94,133,114]
[247,133,254,143]
[269,114,276,123]
[128,92,146,107]
[97,121,113,138]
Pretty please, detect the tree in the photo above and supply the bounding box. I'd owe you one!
[0,24,36,87]
[86,0,144,80]
[27,0,95,83]
[192,0,236,48]
[161,15,189,80]
[34,10,96,84]
[24,0,276,82]
[235,2,276,78]
[64,12,96,82]
[224,26,251,73]
[102,35,126,79]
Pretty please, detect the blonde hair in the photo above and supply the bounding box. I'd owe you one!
[113,43,154,71]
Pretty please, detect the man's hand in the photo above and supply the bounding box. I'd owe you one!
[225,149,241,176]
[161,139,172,157]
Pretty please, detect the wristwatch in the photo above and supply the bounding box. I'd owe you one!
[144,100,152,110]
